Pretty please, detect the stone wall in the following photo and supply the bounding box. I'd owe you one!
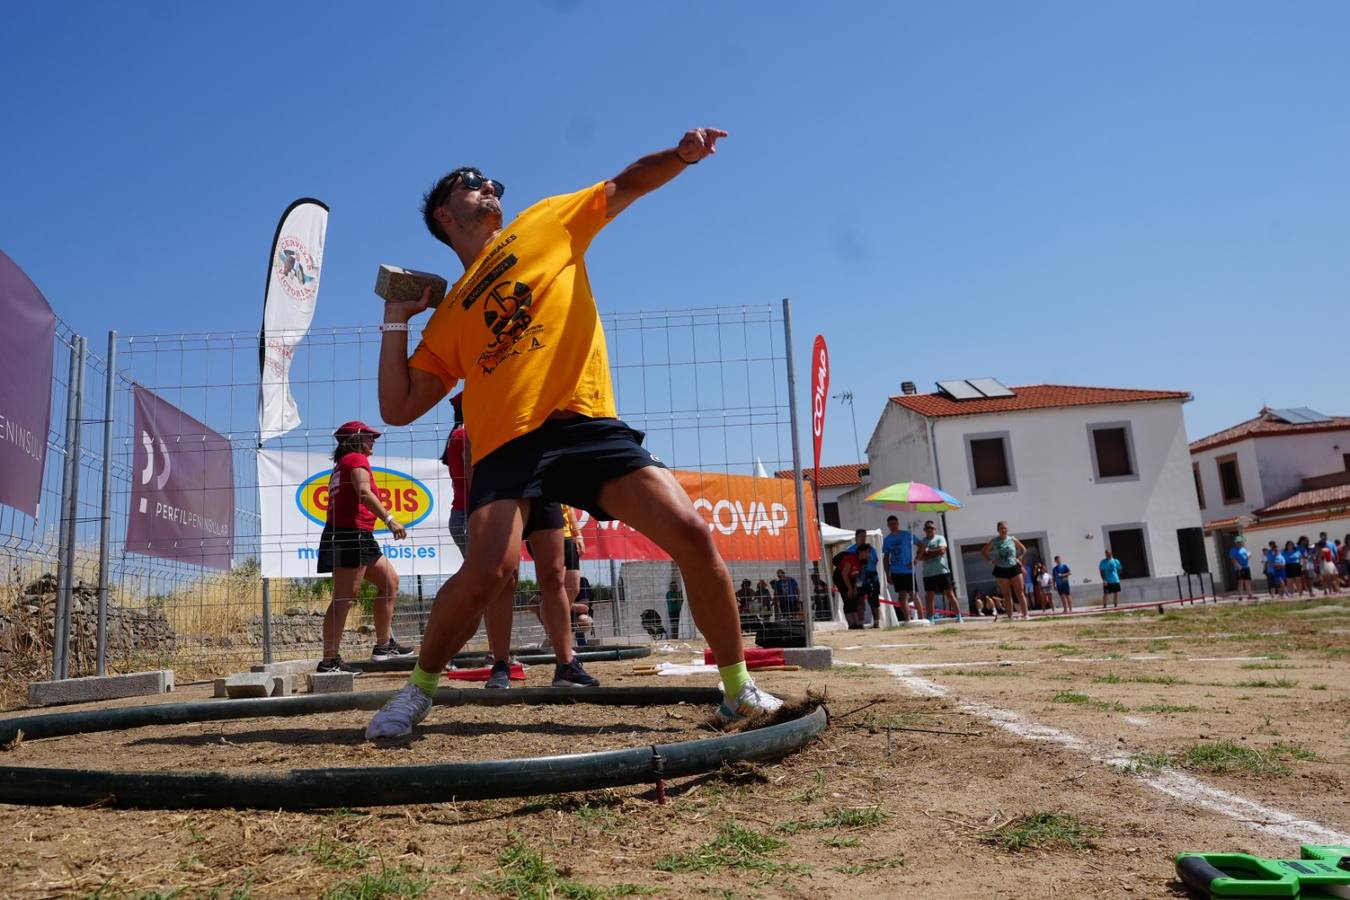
[0,573,175,676]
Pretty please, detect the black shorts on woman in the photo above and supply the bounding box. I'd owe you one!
[992,564,1022,580]
[468,417,665,520]
[317,526,382,573]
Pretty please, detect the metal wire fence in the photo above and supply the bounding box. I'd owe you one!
[2,299,824,686]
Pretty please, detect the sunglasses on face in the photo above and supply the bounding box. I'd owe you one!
[449,171,504,200]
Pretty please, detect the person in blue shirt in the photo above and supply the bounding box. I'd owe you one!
[1262,541,1287,599]
[1228,535,1253,600]
[1051,555,1073,613]
[881,516,916,623]
[1098,549,1123,608]
[1282,540,1309,599]
[848,535,883,629]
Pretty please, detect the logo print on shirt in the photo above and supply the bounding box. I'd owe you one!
[476,280,534,373]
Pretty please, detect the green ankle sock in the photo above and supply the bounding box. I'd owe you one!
[719,661,751,699]
[409,664,440,697]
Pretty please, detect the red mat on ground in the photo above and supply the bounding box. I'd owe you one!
[444,663,526,682]
[703,647,785,668]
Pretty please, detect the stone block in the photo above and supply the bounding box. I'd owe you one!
[308,671,355,694]
[213,678,228,699]
[781,646,834,670]
[251,658,324,677]
[224,673,273,699]
[27,670,174,707]
[269,673,297,697]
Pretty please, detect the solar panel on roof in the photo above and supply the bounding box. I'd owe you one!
[936,379,982,400]
[1271,407,1330,425]
[1291,407,1331,423]
[967,377,1015,398]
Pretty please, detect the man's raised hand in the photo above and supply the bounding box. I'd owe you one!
[677,127,728,164]
[385,286,434,324]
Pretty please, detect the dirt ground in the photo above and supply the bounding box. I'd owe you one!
[1,595,1348,899]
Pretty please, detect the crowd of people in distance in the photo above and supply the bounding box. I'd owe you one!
[1240,532,1349,600]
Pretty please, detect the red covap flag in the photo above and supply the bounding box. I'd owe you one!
[0,250,56,518]
[810,335,829,488]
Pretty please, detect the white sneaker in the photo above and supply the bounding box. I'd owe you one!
[716,680,784,723]
[365,684,433,740]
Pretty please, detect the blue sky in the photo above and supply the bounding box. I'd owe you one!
[3,1,1347,466]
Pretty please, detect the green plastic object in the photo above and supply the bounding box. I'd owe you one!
[1175,845,1350,899]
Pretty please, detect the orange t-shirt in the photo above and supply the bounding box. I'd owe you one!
[409,183,617,462]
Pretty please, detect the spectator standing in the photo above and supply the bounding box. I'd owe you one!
[855,544,882,628]
[1315,537,1338,596]
[882,515,917,623]
[1295,537,1316,597]
[1034,562,1053,612]
[735,579,756,628]
[916,520,959,621]
[1098,549,1123,608]
[832,548,862,629]
[754,580,774,618]
[1052,556,1073,613]
[771,568,801,620]
[1229,536,1254,600]
[665,580,684,639]
[809,562,831,622]
[1263,541,1287,598]
[981,522,1028,620]
[1283,541,1308,598]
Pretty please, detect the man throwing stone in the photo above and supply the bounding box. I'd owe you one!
[367,127,782,739]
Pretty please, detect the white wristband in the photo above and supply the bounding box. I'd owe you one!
[379,322,409,333]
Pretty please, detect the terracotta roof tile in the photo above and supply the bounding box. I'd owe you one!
[889,384,1191,419]
[1189,409,1350,453]
[1255,484,1350,517]
[773,463,866,487]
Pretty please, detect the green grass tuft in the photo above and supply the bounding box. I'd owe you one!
[1050,691,1128,712]
[984,811,1099,852]
[1138,703,1200,714]
[483,836,649,898]
[323,865,429,900]
[656,820,803,875]
[1232,678,1299,689]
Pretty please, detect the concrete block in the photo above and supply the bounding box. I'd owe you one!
[269,673,297,697]
[250,659,323,677]
[781,646,834,670]
[308,671,355,694]
[213,678,228,698]
[27,670,175,707]
[224,673,273,699]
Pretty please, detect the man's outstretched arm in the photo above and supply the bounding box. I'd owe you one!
[605,127,727,219]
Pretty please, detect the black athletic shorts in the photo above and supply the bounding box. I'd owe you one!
[841,591,860,615]
[992,564,1023,580]
[563,537,580,571]
[468,417,665,520]
[1104,582,1121,594]
[1237,567,1252,581]
[521,499,564,539]
[923,572,952,593]
[317,526,382,573]
[889,572,914,593]
[1286,563,1303,578]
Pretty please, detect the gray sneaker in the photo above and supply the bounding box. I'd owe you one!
[365,683,433,740]
[484,660,511,690]
[552,659,600,688]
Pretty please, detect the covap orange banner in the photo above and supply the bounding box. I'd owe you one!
[570,470,821,562]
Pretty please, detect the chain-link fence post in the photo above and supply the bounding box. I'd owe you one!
[261,577,273,664]
[96,330,117,676]
[53,334,87,680]
[781,298,814,647]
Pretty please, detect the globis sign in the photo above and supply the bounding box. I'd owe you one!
[295,466,434,531]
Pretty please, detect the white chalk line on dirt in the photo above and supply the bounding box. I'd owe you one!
[882,655,1272,671]
[871,663,1350,845]
[841,630,1291,653]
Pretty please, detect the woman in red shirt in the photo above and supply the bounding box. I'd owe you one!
[317,421,411,673]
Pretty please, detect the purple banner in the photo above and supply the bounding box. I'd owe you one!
[125,386,235,570]
[0,250,56,518]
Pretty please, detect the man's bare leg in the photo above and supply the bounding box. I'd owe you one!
[530,529,575,665]
[415,499,528,673]
[595,467,744,668]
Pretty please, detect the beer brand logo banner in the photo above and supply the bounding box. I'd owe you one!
[810,334,829,488]
[572,470,821,562]
[0,250,56,518]
[125,387,236,570]
[258,198,328,441]
[257,449,462,578]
